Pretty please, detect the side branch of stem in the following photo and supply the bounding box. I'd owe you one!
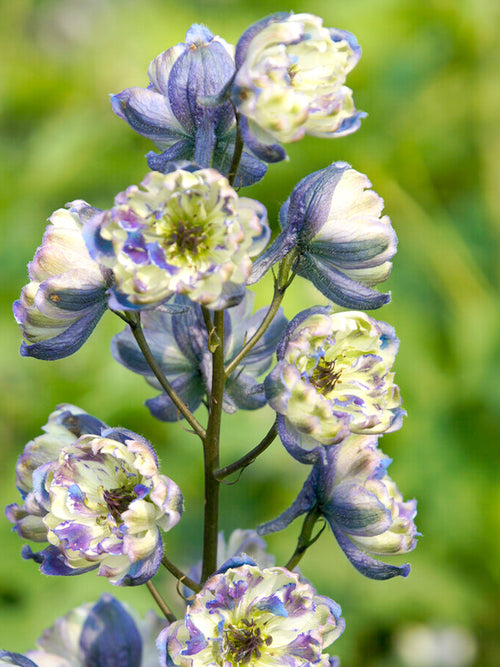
[146,580,177,623]
[285,506,323,571]
[161,555,202,593]
[120,312,206,440]
[214,419,278,481]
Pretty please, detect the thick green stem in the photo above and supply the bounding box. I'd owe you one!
[214,419,277,481]
[121,312,206,440]
[201,310,225,583]
[161,555,202,593]
[146,580,176,623]
[285,507,323,571]
[224,251,297,379]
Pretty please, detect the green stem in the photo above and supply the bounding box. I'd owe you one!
[227,110,244,187]
[214,419,278,481]
[201,310,225,583]
[285,507,323,571]
[146,580,176,623]
[224,251,297,379]
[121,312,206,440]
[161,555,202,594]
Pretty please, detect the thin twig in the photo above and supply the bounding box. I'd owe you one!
[214,419,278,481]
[161,555,202,594]
[146,580,177,623]
[285,507,324,571]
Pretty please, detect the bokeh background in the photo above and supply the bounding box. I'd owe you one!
[1,0,499,665]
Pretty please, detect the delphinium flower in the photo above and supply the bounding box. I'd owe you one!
[231,13,365,162]
[250,162,397,310]
[0,594,165,667]
[111,24,266,186]
[111,290,286,421]
[84,167,270,311]
[6,404,107,544]
[159,560,344,666]
[13,201,113,360]
[265,308,404,458]
[7,406,183,585]
[259,434,418,580]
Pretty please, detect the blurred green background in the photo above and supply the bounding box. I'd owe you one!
[1,0,499,665]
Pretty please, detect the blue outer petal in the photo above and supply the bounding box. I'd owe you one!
[234,12,292,69]
[258,467,318,535]
[146,374,204,422]
[276,414,327,465]
[214,555,256,575]
[79,594,143,667]
[147,139,195,171]
[19,299,107,360]
[0,652,38,667]
[239,116,286,163]
[298,254,391,309]
[21,544,97,576]
[116,532,163,586]
[248,226,297,284]
[275,306,329,361]
[328,522,411,580]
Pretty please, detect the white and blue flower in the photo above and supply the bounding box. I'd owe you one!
[231,13,365,162]
[112,290,286,421]
[265,308,404,453]
[0,594,165,667]
[160,560,344,666]
[250,162,397,309]
[7,406,183,586]
[13,202,112,360]
[112,24,266,186]
[84,167,270,311]
[259,434,418,580]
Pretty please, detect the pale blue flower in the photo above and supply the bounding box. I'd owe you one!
[259,434,418,580]
[231,13,365,162]
[84,167,270,311]
[0,594,165,667]
[250,162,397,309]
[111,24,266,186]
[112,291,287,421]
[7,406,183,586]
[159,560,344,666]
[13,201,112,360]
[265,308,404,453]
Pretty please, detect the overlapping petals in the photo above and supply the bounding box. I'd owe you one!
[265,308,404,454]
[13,202,112,360]
[250,162,397,309]
[84,168,270,311]
[7,407,183,586]
[111,24,266,186]
[259,434,418,580]
[159,561,344,666]
[0,594,165,667]
[112,291,286,421]
[232,13,364,161]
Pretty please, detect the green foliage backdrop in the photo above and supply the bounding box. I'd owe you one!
[1,1,499,665]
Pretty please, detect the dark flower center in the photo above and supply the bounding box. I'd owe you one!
[168,220,206,255]
[311,356,342,395]
[103,486,137,524]
[223,619,272,664]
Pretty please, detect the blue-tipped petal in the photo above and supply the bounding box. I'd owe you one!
[79,594,143,667]
[22,544,97,576]
[0,653,38,667]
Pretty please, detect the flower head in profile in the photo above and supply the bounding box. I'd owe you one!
[265,308,404,455]
[250,163,397,310]
[7,407,183,586]
[259,434,418,580]
[112,290,286,421]
[0,594,165,667]
[13,201,112,360]
[112,24,266,186]
[84,167,269,311]
[160,561,344,666]
[231,13,365,162]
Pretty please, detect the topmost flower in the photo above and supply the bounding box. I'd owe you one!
[111,25,266,187]
[231,13,365,162]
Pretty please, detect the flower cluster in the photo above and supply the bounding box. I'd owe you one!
[5,10,418,667]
